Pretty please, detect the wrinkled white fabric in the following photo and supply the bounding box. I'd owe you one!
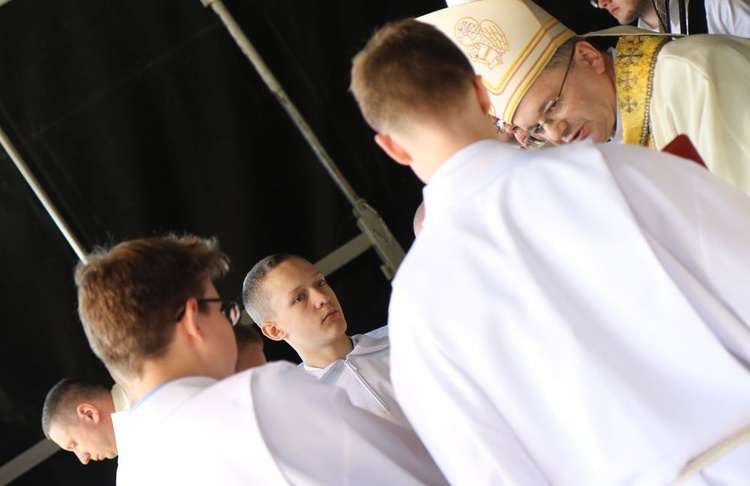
[390,139,750,485]
[302,325,413,429]
[651,33,750,194]
[113,361,448,485]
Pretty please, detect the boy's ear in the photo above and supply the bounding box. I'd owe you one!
[374,133,412,166]
[76,403,100,423]
[261,321,287,341]
[175,297,207,343]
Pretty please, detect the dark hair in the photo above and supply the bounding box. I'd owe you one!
[546,36,582,69]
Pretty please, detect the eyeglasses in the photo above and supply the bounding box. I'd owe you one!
[175,298,242,326]
[590,0,600,7]
[520,49,575,149]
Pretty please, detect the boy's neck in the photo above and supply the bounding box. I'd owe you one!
[301,335,354,369]
[639,3,661,31]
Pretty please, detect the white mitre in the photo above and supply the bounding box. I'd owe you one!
[420,0,575,124]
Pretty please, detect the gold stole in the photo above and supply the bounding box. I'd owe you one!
[614,35,670,148]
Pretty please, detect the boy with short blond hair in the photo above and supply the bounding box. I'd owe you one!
[243,253,413,430]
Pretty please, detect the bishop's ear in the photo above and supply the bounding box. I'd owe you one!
[577,41,606,74]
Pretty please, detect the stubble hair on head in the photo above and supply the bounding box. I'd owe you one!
[41,378,110,438]
[242,253,302,326]
[546,37,581,69]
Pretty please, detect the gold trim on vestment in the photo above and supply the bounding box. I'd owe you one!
[614,35,670,148]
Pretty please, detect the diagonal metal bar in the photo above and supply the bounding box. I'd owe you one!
[0,439,59,486]
[0,128,84,480]
[0,126,88,263]
[0,99,89,484]
[200,0,404,279]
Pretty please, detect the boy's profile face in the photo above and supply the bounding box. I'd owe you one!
[261,257,347,348]
[47,406,118,465]
[197,279,240,380]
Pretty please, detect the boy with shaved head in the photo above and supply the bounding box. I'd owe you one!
[42,379,128,465]
[242,253,413,430]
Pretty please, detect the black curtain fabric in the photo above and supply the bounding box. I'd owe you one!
[0,1,614,484]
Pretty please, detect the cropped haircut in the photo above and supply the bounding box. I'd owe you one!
[350,18,477,134]
[41,378,110,437]
[74,234,230,380]
[242,253,300,326]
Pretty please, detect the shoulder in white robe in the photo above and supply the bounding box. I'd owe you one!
[389,139,750,485]
[112,360,447,485]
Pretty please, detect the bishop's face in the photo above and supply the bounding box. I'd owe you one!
[509,42,618,148]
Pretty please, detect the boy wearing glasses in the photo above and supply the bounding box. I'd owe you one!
[242,254,413,430]
[74,234,447,485]
[350,16,750,484]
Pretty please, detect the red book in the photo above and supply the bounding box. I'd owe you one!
[661,134,707,169]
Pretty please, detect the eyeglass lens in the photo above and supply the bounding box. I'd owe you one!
[221,301,241,326]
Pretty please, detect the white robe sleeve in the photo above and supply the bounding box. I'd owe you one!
[650,34,750,194]
[389,288,552,485]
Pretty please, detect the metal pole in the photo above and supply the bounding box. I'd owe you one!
[0,127,85,481]
[0,126,89,263]
[201,0,404,278]
[200,0,359,205]
[0,440,59,486]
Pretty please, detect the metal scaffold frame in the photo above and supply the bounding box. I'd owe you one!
[0,1,403,482]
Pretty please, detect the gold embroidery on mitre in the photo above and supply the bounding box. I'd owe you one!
[455,17,510,71]
[615,35,670,148]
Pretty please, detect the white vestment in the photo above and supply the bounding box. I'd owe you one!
[112,361,447,485]
[650,33,750,194]
[302,325,413,429]
[389,139,750,485]
[110,383,129,412]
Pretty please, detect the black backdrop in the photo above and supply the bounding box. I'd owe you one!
[0,1,615,484]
